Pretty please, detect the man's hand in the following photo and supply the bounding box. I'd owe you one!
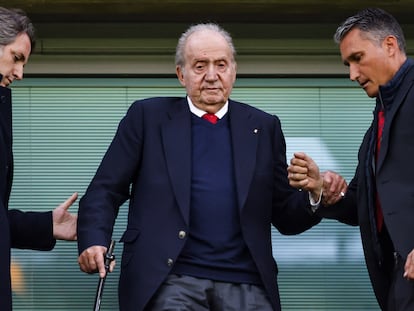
[288,152,348,205]
[78,246,116,278]
[321,171,348,205]
[288,152,323,201]
[404,249,414,280]
[52,192,78,240]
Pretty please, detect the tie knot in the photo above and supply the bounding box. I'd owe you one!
[202,113,218,124]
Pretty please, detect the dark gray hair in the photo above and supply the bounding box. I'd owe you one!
[0,7,35,52]
[175,23,236,68]
[334,8,406,53]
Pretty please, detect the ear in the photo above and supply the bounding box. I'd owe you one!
[383,35,399,56]
[232,62,237,84]
[176,66,186,87]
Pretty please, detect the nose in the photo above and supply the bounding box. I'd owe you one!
[205,64,218,81]
[349,63,359,82]
[13,64,24,80]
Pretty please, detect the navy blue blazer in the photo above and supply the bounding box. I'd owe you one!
[317,62,414,310]
[0,85,55,311]
[78,97,321,311]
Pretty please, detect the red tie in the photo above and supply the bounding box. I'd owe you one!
[202,113,218,124]
[375,109,384,232]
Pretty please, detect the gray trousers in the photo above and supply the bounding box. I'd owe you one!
[388,252,414,311]
[145,274,274,311]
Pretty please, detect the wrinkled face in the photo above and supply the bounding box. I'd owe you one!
[176,29,237,113]
[0,33,31,87]
[340,28,398,98]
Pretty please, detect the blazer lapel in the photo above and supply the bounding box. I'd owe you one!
[377,70,414,171]
[229,101,259,210]
[0,87,12,207]
[161,100,192,224]
[0,87,12,152]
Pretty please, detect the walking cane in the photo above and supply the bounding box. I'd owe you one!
[93,240,116,311]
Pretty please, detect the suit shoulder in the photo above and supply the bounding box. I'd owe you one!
[129,97,186,112]
[230,99,280,121]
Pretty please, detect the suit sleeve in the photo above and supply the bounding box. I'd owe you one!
[270,115,322,234]
[8,209,56,250]
[316,172,359,226]
[77,101,143,254]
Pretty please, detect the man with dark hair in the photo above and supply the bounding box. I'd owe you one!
[289,8,414,310]
[0,7,78,310]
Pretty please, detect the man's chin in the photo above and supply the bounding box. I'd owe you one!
[0,79,9,87]
[364,90,378,98]
[362,85,378,98]
[202,95,225,104]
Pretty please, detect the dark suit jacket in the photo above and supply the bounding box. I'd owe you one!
[0,85,56,311]
[78,97,321,311]
[317,63,414,310]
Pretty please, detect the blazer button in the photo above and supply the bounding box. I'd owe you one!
[167,258,174,266]
[178,230,186,239]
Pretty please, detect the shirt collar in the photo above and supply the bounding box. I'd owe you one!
[186,96,228,119]
[377,58,414,110]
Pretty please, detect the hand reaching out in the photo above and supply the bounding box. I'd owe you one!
[52,192,78,240]
[404,249,414,280]
[320,171,347,205]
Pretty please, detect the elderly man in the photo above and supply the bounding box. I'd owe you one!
[78,23,322,311]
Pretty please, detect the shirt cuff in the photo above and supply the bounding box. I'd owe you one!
[309,188,322,212]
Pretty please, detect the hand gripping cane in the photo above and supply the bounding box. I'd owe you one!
[94,240,116,311]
